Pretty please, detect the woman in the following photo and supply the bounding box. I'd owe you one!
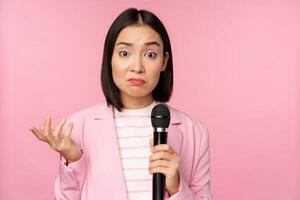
[30,8,212,200]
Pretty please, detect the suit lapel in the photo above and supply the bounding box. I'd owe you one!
[168,105,183,156]
[92,103,128,200]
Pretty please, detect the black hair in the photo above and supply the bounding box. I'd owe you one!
[101,7,173,111]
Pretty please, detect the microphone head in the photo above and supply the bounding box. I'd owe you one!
[151,104,170,128]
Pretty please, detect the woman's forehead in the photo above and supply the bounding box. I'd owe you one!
[115,24,163,47]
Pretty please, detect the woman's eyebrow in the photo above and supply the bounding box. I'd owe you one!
[144,41,160,47]
[116,42,133,46]
[116,41,161,47]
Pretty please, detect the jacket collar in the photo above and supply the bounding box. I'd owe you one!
[93,102,181,125]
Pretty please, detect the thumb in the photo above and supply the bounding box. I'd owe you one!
[149,138,154,152]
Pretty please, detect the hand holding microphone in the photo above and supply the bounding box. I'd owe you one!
[149,104,180,199]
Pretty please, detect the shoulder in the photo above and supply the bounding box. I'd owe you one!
[66,101,109,122]
[167,104,208,131]
[167,104,211,155]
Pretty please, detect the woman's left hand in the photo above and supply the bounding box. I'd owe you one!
[149,138,181,196]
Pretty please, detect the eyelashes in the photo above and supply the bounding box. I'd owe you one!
[119,51,130,57]
[146,51,157,58]
[118,50,158,59]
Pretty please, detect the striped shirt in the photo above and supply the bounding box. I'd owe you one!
[113,101,158,200]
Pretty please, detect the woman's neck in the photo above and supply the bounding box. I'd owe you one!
[121,94,154,109]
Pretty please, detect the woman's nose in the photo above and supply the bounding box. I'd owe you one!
[130,55,144,73]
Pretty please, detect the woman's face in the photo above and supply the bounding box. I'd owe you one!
[111,24,169,106]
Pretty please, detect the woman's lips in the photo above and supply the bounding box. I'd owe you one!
[128,78,145,86]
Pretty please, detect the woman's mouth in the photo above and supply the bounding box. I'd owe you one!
[128,78,145,86]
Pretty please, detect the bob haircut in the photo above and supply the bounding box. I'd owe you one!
[101,7,173,111]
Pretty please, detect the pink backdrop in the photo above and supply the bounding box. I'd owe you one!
[1,0,299,199]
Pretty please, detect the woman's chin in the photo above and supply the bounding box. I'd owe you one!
[123,90,152,99]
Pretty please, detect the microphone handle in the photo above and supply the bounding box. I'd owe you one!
[153,131,168,200]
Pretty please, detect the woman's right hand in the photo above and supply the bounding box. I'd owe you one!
[30,116,83,164]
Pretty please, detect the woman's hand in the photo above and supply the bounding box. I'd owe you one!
[30,116,82,164]
[148,138,180,196]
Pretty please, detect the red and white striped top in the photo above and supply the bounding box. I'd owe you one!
[113,101,158,200]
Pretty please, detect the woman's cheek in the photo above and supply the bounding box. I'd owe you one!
[149,74,161,89]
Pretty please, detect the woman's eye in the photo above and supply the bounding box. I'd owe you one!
[145,51,157,58]
[119,51,130,57]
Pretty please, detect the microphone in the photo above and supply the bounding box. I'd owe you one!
[151,104,171,200]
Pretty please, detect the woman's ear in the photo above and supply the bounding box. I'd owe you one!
[161,52,169,72]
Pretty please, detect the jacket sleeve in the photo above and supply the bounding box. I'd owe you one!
[54,114,87,200]
[165,120,213,200]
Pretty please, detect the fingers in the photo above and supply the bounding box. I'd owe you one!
[148,145,181,181]
[31,116,70,140]
[149,139,175,154]
[64,123,73,138]
[53,118,67,137]
[149,138,153,147]
[44,116,51,136]
[153,144,175,154]
[149,151,172,162]
[149,166,170,175]
[149,143,180,170]
[149,138,154,152]
[30,116,78,156]
[149,159,170,171]
[40,124,55,133]
[30,127,47,142]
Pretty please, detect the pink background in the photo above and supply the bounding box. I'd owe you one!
[1,0,299,199]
